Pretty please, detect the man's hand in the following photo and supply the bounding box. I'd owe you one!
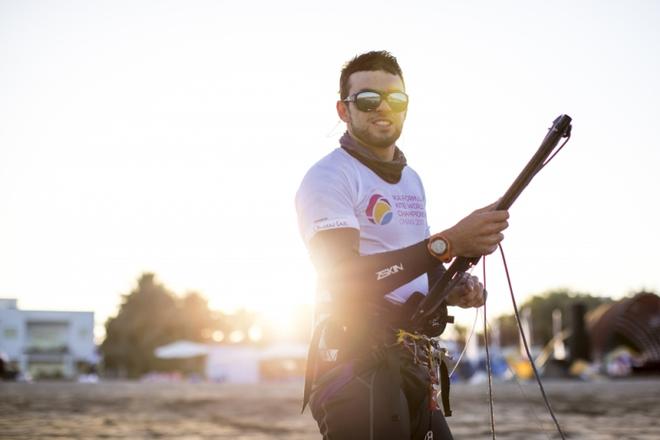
[442,201,509,257]
[445,273,485,308]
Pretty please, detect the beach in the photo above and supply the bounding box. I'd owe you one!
[1,378,659,439]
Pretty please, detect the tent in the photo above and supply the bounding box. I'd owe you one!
[154,341,210,359]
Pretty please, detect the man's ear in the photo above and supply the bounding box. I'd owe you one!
[336,100,350,123]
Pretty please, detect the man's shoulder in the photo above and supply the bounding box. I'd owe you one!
[308,147,354,171]
[402,163,424,184]
[300,148,356,183]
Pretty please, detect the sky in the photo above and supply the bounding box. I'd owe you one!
[1,0,659,340]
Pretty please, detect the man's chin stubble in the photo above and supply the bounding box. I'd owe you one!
[353,127,401,150]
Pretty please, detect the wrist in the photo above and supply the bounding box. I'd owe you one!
[427,232,453,263]
[440,228,462,257]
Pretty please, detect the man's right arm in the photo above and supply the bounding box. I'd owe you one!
[308,203,509,302]
[309,228,437,302]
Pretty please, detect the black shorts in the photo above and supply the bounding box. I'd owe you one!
[309,349,453,440]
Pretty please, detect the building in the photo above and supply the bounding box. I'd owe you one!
[0,298,96,379]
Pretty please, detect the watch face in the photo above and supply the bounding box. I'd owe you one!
[431,238,447,255]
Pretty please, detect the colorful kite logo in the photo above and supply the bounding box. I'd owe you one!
[366,194,393,225]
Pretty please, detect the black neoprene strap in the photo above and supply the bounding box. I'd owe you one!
[440,357,452,417]
[322,239,438,302]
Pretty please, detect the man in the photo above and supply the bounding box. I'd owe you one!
[295,51,509,439]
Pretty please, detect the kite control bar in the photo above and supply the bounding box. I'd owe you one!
[410,114,573,328]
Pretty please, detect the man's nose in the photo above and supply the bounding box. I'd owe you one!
[375,98,392,112]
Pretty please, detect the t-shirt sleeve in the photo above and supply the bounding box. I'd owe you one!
[295,161,360,246]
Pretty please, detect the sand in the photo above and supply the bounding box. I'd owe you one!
[1,378,659,439]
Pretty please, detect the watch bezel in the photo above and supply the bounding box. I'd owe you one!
[428,234,452,263]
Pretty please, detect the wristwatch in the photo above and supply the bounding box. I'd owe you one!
[428,234,452,263]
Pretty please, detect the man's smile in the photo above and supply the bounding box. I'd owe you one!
[372,118,393,127]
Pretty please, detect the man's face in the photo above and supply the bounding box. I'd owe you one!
[339,70,407,150]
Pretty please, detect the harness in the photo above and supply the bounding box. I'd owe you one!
[301,292,455,421]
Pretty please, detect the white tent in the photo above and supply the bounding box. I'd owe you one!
[154,340,210,359]
[153,341,308,383]
[259,342,308,360]
[206,346,261,383]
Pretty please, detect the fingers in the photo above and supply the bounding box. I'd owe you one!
[474,199,509,214]
[474,200,499,213]
[482,220,509,235]
[472,210,509,235]
[482,210,509,226]
[449,274,485,308]
[464,276,485,307]
[473,211,509,254]
[470,231,504,255]
[483,232,505,247]
[443,205,510,257]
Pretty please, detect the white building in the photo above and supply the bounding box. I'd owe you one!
[0,298,96,379]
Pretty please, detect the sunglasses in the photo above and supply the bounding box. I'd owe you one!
[343,90,409,113]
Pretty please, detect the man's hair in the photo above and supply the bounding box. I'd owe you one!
[339,50,404,100]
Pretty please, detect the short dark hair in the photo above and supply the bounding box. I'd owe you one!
[339,50,404,100]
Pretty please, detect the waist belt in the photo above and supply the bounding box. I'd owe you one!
[301,296,454,417]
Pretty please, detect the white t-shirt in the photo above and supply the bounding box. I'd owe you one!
[296,147,430,304]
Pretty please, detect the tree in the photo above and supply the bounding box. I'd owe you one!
[177,291,216,342]
[101,273,217,378]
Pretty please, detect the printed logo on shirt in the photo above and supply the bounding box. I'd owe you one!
[392,194,426,226]
[313,217,350,232]
[366,194,393,225]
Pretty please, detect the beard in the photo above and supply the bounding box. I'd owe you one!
[349,120,403,150]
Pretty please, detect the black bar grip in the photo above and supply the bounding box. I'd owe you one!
[496,114,572,211]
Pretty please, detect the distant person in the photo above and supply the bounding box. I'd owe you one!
[295,50,509,439]
[0,351,17,381]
